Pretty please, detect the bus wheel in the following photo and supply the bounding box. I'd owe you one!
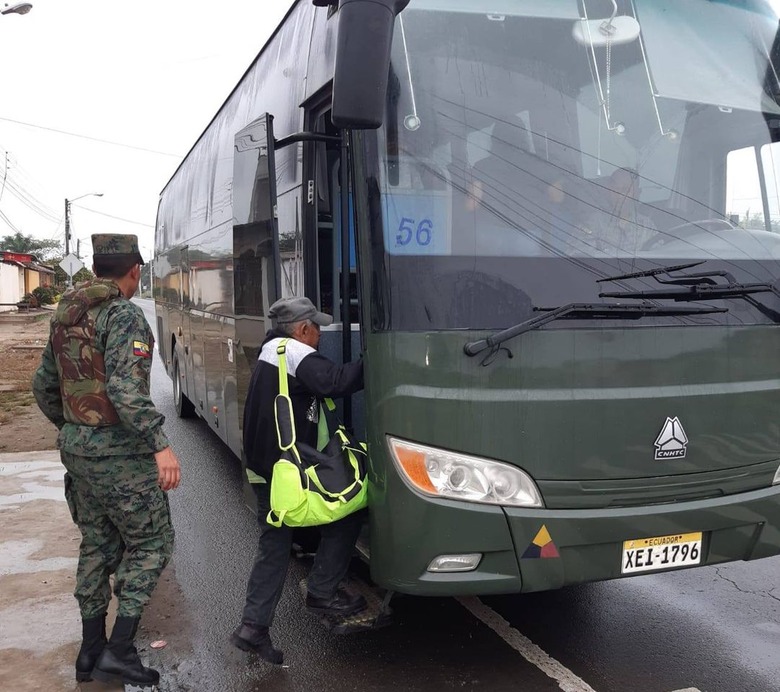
[173,354,196,418]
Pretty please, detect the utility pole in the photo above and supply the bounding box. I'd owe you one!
[63,192,102,286]
[64,198,72,287]
[64,198,70,258]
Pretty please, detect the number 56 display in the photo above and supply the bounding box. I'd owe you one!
[383,192,451,256]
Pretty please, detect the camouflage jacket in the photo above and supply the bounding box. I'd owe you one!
[32,279,170,456]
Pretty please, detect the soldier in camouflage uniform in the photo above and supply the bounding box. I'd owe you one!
[32,233,181,689]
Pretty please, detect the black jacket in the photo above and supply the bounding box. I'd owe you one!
[242,329,364,481]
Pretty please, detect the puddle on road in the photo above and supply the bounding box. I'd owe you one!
[0,460,62,477]
[0,461,65,481]
[0,540,77,576]
[0,460,65,509]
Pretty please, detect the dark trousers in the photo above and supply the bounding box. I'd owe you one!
[241,481,363,629]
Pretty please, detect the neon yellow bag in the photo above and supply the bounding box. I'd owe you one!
[267,339,368,528]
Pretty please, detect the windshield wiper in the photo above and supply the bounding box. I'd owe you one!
[598,261,747,288]
[600,282,780,301]
[598,263,780,322]
[463,302,727,357]
[597,262,707,284]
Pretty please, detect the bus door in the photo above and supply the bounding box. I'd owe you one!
[303,104,365,436]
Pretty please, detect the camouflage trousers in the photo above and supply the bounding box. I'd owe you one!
[60,450,174,619]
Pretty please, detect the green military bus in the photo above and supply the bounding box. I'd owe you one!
[154,0,780,596]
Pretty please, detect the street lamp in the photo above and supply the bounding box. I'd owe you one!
[64,192,103,284]
[1,3,33,15]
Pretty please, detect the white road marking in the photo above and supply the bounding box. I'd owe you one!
[670,689,702,692]
[456,596,597,692]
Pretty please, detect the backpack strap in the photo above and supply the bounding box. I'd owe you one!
[316,397,336,451]
[277,339,290,397]
[267,508,286,527]
[274,339,297,451]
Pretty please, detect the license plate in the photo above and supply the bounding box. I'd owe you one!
[621,532,702,574]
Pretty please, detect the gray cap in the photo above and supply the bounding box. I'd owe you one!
[268,296,333,327]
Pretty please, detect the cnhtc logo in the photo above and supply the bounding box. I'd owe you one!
[654,416,689,460]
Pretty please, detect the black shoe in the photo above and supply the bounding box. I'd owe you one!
[306,588,367,617]
[230,623,284,664]
[91,616,160,688]
[75,614,107,682]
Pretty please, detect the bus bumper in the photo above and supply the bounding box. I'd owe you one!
[505,484,780,592]
[368,476,524,595]
[369,480,780,596]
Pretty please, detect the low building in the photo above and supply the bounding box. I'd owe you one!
[0,251,55,312]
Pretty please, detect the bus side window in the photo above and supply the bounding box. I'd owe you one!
[233,117,277,317]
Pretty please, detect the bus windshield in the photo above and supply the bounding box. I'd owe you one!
[373,0,780,330]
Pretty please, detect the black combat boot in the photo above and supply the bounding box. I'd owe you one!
[75,614,107,682]
[230,623,284,664]
[91,615,160,688]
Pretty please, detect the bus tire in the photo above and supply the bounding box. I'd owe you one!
[173,354,196,418]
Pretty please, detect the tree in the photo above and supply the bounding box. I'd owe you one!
[0,232,62,260]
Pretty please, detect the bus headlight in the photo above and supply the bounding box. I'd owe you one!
[387,436,543,508]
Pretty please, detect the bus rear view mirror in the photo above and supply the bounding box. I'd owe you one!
[331,0,411,129]
[572,16,640,47]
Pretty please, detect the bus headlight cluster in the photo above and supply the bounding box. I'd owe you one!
[387,436,543,508]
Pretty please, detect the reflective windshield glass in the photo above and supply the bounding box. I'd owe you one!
[371,0,780,330]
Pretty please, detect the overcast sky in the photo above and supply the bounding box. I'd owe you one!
[0,0,291,268]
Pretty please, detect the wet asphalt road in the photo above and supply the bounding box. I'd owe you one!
[138,299,780,692]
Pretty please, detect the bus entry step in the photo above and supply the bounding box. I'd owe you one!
[299,578,393,634]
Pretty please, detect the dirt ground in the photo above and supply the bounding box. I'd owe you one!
[0,309,60,452]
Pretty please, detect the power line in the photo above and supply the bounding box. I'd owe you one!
[5,178,61,222]
[0,146,78,238]
[0,116,183,158]
[1,147,42,186]
[76,204,154,228]
[0,152,7,203]
[7,179,60,219]
[5,159,58,212]
[0,208,21,234]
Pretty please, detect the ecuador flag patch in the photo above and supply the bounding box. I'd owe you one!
[133,341,151,358]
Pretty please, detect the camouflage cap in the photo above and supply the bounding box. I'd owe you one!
[91,234,144,265]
